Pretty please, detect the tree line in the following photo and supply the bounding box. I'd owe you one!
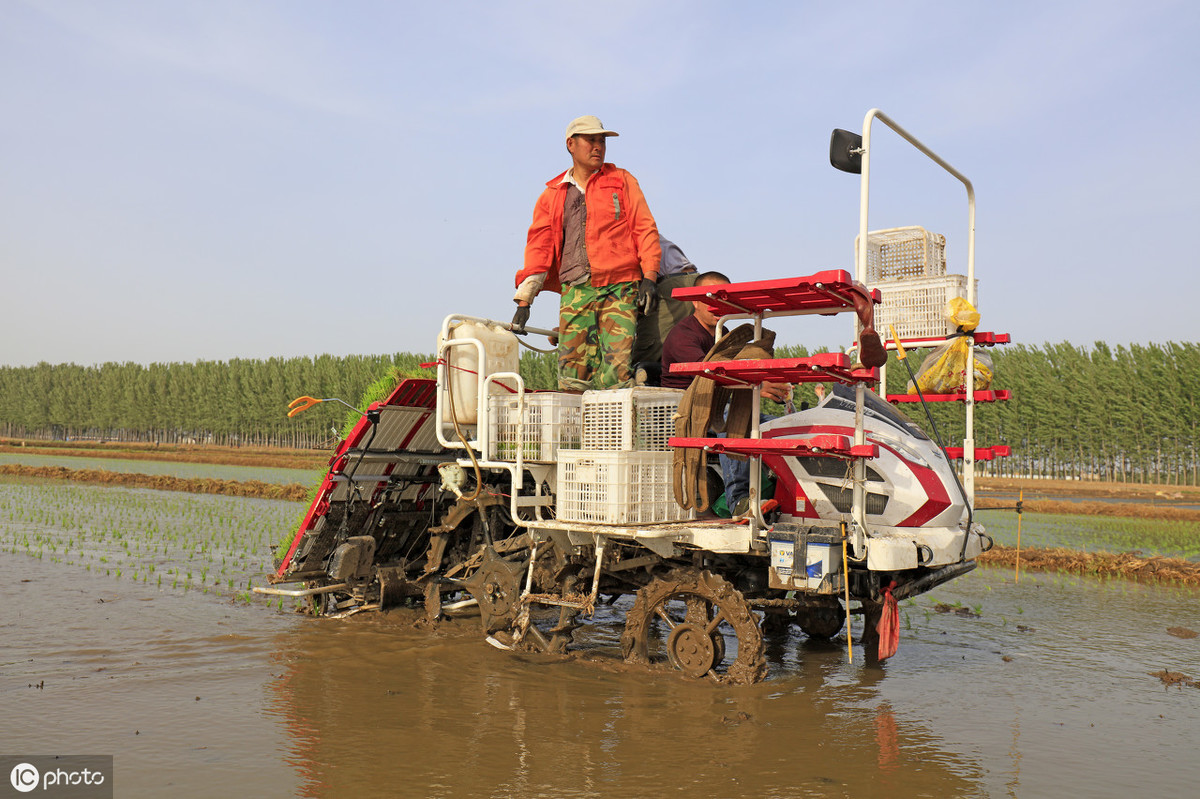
[1,341,1196,485]
[0,354,433,449]
[943,341,1199,486]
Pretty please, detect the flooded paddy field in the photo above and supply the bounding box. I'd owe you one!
[977,508,1200,561]
[3,476,1198,797]
[0,479,300,602]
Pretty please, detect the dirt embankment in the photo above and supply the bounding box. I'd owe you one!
[5,442,1200,522]
[0,464,311,502]
[975,497,1200,522]
[975,477,1200,522]
[976,476,1200,502]
[979,544,1200,585]
[0,438,329,471]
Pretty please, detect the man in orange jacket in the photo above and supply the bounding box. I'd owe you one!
[512,115,662,391]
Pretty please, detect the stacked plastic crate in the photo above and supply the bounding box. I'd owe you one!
[557,387,692,524]
[488,393,582,462]
[858,226,977,339]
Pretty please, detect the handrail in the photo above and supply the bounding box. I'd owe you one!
[433,313,552,527]
[855,108,978,517]
[855,109,975,294]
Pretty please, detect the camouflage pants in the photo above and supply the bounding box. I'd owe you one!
[558,281,638,391]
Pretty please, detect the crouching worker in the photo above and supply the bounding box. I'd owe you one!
[663,271,792,516]
[630,236,701,384]
[512,115,662,391]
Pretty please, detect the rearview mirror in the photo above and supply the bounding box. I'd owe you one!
[829,129,863,174]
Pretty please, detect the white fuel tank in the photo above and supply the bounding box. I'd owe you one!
[438,320,519,426]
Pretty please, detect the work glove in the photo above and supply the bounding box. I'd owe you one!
[511,304,530,334]
[859,328,887,368]
[637,277,659,316]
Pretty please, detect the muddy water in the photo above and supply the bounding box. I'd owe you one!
[4,550,1199,798]
[3,473,1200,797]
[1,554,300,796]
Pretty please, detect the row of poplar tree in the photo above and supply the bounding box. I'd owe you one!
[0,354,434,450]
[1,341,1196,484]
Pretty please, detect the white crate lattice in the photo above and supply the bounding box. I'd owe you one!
[488,392,582,462]
[856,226,947,283]
[870,275,978,340]
[557,450,694,524]
[581,387,682,452]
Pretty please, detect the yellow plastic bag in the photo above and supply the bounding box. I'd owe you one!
[909,335,994,394]
[945,296,980,332]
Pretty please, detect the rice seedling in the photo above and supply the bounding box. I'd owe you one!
[977,508,1200,561]
[0,478,302,606]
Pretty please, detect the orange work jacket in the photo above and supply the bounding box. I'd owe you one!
[516,163,661,295]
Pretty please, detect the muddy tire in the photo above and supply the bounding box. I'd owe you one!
[621,568,766,685]
[798,601,845,640]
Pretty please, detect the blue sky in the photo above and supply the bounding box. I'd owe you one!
[2,0,1197,367]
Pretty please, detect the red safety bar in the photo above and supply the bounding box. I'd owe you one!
[669,353,877,387]
[672,270,879,317]
[887,390,1011,404]
[882,331,1011,350]
[943,445,1012,461]
[669,435,878,459]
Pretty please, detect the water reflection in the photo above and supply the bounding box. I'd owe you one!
[7,485,1199,797]
[8,542,1197,797]
[266,610,984,798]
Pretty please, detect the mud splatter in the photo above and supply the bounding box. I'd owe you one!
[1149,670,1200,689]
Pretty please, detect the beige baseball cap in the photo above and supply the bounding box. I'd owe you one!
[565,115,619,139]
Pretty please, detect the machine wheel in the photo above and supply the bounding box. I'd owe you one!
[621,568,766,685]
[459,546,526,634]
[760,608,793,637]
[798,600,845,640]
[688,597,727,665]
[482,540,581,656]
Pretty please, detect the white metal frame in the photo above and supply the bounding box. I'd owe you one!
[434,313,562,525]
[852,108,978,504]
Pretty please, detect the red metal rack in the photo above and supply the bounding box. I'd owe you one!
[886,389,1012,404]
[670,270,880,318]
[667,353,877,388]
[667,271,882,531]
[670,435,878,460]
[943,445,1012,462]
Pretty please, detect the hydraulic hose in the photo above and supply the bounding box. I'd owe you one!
[888,328,975,560]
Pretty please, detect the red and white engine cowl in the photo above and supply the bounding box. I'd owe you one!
[761,385,968,533]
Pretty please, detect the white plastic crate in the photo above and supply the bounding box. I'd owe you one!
[557,449,694,524]
[856,226,947,283]
[871,275,978,340]
[581,387,683,452]
[488,392,582,462]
